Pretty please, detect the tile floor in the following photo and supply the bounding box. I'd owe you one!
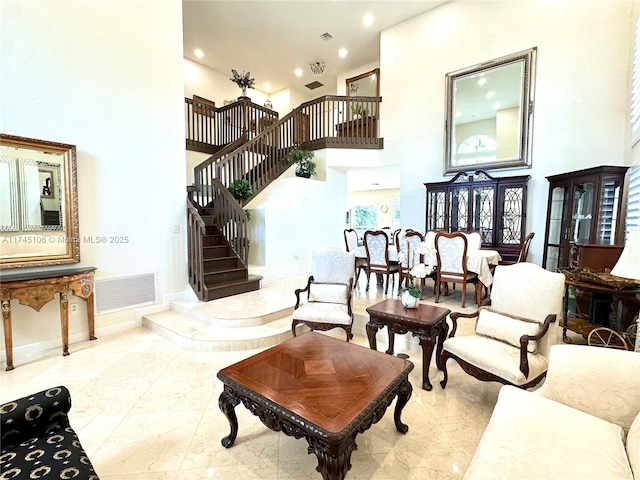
[1,275,505,479]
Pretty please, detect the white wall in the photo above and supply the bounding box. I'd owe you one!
[381,0,635,264]
[0,1,186,349]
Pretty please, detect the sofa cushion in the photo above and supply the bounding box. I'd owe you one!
[475,307,541,353]
[443,335,548,386]
[464,385,633,480]
[308,282,348,304]
[627,412,640,479]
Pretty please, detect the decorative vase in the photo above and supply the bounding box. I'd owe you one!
[238,85,247,98]
[401,290,420,309]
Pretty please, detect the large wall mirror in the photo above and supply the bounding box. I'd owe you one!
[0,134,80,269]
[444,47,536,174]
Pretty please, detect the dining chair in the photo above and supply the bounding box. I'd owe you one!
[291,248,355,341]
[434,231,480,308]
[364,230,399,294]
[463,231,482,251]
[344,228,366,286]
[396,230,425,289]
[499,232,535,265]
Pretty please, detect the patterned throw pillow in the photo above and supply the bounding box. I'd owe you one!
[475,307,542,353]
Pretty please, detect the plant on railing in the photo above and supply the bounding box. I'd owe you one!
[351,103,368,118]
[228,179,254,220]
[230,69,255,97]
[286,148,317,178]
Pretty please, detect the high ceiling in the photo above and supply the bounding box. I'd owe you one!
[182,1,448,192]
[182,1,447,96]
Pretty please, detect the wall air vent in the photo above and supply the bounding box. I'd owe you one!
[305,81,324,90]
[95,272,156,314]
[320,32,333,41]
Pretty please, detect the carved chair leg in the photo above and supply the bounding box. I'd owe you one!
[440,355,449,389]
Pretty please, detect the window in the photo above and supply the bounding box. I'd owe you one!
[625,163,640,234]
[353,204,377,239]
[632,17,640,144]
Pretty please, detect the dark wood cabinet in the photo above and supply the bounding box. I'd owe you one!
[542,166,628,271]
[424,170,530,263]
[569,243,624,271]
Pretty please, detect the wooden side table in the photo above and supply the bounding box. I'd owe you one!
[0,266,97,370]
[366,299,451,391]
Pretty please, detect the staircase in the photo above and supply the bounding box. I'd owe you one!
[185,94,384,302]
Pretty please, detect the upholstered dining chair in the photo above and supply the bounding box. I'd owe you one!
[434,231,480,308]
[364,230,399,294]
[463,231,482,251]
[291,247,355,341]
[343,228,366,286]
[396,230,425,289]
[439,262,565,389]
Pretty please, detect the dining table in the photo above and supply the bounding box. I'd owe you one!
[354,245,502,287]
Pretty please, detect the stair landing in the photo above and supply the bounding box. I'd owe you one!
[142,275,308,352]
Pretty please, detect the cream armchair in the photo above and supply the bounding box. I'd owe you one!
[291,248,355,341]
[439,262,565,389]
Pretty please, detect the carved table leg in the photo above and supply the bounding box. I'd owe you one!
[219,388,240,448]
[436,321,449,371]
[308,437,356,480]
[366,322,380,351]
[2,300,14,371]
[87,292,97,340]
[59,292,70,356]
[418,332,436,391]
[385,326,395,355]
[394,377,412,434]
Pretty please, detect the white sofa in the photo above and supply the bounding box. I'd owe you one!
[465,344,640,479]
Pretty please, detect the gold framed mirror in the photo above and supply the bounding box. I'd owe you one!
[0,133,80,269]
[444,47,536,174]
[346,68,380,98]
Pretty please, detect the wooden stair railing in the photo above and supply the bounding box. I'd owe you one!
[186,94,382,301]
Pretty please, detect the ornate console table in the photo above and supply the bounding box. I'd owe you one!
[0,266,96,370]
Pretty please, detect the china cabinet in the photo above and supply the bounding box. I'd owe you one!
[542,166,628,271]
[424,170,530,262]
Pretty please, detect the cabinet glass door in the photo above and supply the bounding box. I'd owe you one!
[545,185,568,270]
[449,188,469,232]
[570,181,595,244]
[427,190,446,231]
[598,179,622,244]
[472,186,494,243]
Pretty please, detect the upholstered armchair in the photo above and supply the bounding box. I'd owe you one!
[0,386,99,479]
[291,248,355,341]
[439,262,565,389]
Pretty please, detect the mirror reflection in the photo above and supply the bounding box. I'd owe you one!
[0,134,79,269]
[445,48,536,174]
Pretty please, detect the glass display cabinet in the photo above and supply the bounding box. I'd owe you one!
[424,170,530,262]
[542,165,629,271]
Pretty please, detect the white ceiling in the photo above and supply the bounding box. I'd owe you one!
[183,1,447,96]
[182,0,447,191]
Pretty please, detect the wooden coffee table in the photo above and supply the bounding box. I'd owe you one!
[217,332,413,480]
[366,299,451,391]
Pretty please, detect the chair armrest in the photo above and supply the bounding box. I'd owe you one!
[449,310,479,338]
[1,386,72,448]
[518,314,556,378]
[294,276,314,308]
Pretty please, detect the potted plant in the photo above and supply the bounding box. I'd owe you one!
[228,179,253,220]
[287,149,317,178]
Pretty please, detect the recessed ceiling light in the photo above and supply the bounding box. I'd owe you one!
[477,77,487,86]
[295,68,303,77]
[194,49,204,58]
[492,102,501,110]
[338,48,348,58]
[486,91,495,99]
[263,82,271,90]
[363,13,374,26]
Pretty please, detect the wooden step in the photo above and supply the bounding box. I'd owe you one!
[202,274,262,301]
